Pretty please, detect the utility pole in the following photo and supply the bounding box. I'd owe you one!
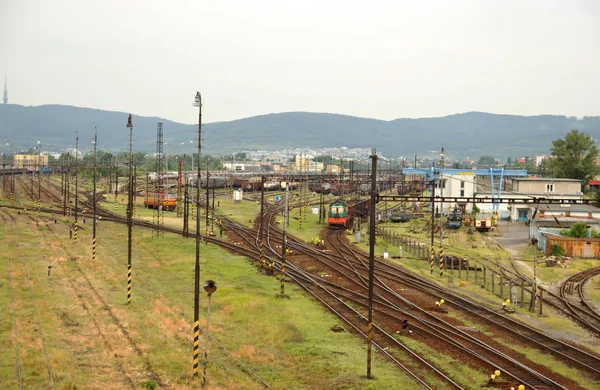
[205,167,210,235]
[92,129,97,261]
[74,132,79,243]
[430,163,435,275]
[259,175,265,241]
[439,148,445,277]
[280,182,289,297]
[126,115,134,304]
[367,148,377,380]
[193,91,202,378]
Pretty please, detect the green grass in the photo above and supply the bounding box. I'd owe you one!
[393,336,490,390]
[0,212,416,389]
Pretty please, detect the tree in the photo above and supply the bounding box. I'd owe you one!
[477,156,496,166]
[549,130,599,188]
[560,221,589,238]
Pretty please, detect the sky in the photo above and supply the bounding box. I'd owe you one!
[1,0,599,124]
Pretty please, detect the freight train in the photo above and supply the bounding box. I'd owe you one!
[397,179,427,196]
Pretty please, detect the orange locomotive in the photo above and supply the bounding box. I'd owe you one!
[144,192,177,211]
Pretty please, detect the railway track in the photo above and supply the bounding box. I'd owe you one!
[5,174,600,387]
[218,207,572,388]
[444,233,600,338]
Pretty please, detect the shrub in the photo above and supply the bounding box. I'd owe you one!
[549,243,566,257]
[140,380,157,390]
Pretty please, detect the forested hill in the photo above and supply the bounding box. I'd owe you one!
[1,104,599,159]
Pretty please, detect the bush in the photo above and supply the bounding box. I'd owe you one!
[549,243,566,257]
[472,204,480,213]
[561,222,589,238]
[140,380,157,390]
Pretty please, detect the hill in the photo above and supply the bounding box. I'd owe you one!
[1,104,599,159]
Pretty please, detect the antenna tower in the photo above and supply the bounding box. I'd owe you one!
[3,74,7,105]
[153,123,165,236]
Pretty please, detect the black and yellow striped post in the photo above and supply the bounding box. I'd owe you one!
[193,320,200,376]
[92,237,96,262]
[280,249,286,295]
[430,246,434,274]
[11,192,14,204]
[439,245,444,277]
[127,264,132,304]
[114,195,118,210]
[74,221,78,243]
[259,241,265,270]
[367,321,373,377]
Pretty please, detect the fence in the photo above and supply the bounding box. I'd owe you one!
[374,227,537,309]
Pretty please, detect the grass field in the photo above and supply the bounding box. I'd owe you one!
[3,183,600,389]
[0,207,416,389]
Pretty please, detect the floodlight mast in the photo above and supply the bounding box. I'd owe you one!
[192,92,202,377]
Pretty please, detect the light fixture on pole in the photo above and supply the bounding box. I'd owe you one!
[192,91,203,377]
[202,280,217,386]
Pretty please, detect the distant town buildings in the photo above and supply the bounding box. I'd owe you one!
[534,155,547,167]
[13,153,48,170]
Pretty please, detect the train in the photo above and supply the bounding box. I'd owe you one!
[447,207,463,229]
[328,199,370,228]
[390,210,412,222]
[144,192,177,211]
[475,212,492,231]
[397,179,427,196]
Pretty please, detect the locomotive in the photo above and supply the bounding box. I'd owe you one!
[475,212,492,231]
[328,199,370,228]
[447,207,463,229]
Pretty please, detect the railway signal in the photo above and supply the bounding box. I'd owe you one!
[202,280,217,386]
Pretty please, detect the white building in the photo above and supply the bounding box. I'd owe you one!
[474,177,583,222]
[534,155,547,167]
[438,173,477,214]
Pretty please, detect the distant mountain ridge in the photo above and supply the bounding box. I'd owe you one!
[1,104,599,159]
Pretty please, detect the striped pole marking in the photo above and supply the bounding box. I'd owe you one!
[259,241,265,270]
[367,321,373,377]
[92,237,96,262]
[191,202,195,220]
[127,264,132,304]
[430,247,434,274]
[11,193,14,204]
[439,246,444,277]
[280,259,286,295]
[193,320,200,376]
[74,221,78,243]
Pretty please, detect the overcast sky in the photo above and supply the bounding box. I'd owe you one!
[1,0,599,124]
